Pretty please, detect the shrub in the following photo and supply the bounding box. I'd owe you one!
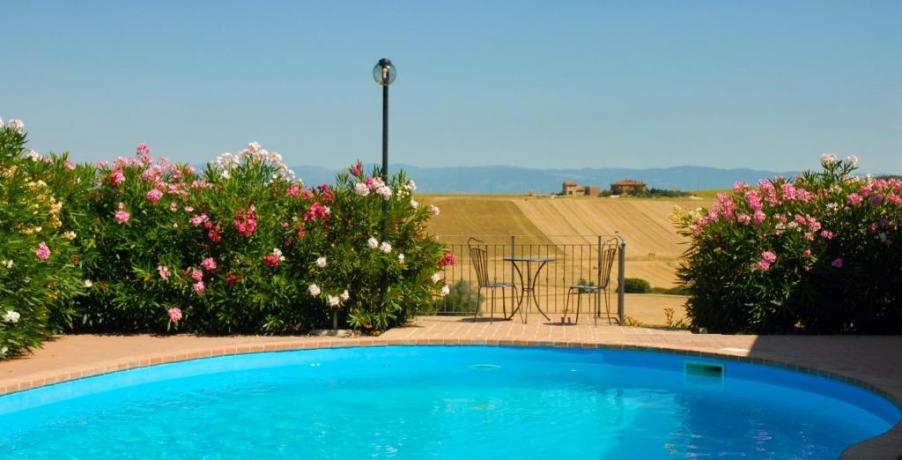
[623,277,652,293]
[69,143,446,335]
[432,280,482,314]
[0,120,84,358]
[1,119,449,359]
[675,154,902,334]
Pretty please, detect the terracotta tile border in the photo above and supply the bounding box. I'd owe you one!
[0,336,899,459]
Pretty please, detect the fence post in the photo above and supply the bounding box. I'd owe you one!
[617,236,626,325]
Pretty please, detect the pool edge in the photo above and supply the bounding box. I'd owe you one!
[1,337,900,459]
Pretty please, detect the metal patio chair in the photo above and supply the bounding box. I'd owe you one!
[468,238,516,322]
[563,240,618,325]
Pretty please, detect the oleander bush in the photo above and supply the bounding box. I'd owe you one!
[0,120,85,358]
[675,154,902,334]
[0,118,450,358]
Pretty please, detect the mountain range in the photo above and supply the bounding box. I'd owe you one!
[291,164,801,194]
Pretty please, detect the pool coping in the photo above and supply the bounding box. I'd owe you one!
[1,336,900,459]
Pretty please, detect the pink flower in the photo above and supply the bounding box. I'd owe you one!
[189,214,209,227]
[193,281,205,293]
[35,241,51,260]
[847,193,863,205]
[146,188,163,203]
[109,170,126,186]
[168,307,182,323]
[820,230,835,240]
[757,251,777,271]
[439,251,456,268]
[736,213,751,225]
[114,202,130,224]
[157,265,171,281]
[832,258,843,269]
[136,143,151,156]
[201,257,217,271]
[190,268,203,282]
[303,202,330,222]
[169,202,178,212]
[752,210,766,225]
[64,160,76,170]
[207,224,222,243]
[287,184,300,198]
[234,207,257,237]
[351,161,364,178]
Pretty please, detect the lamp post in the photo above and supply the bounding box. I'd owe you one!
[373,58,397,241]
[373,58,396,310]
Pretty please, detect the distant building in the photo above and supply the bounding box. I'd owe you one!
[561,181,601,196]
[610,179,648,196]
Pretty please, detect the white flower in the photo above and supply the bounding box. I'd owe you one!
[84,279,93,288]
[410,199,419,209]
[407,180,417,191]
[367,237,379,249]
[316,256,327,268]
[431,272,443,283]
[376,185,392,200]
[3,310,20,324]
[7,119,24,133]
[380,241,392,253]
[0,346,7,356]
[339,290,350,301]
[308,284,321,296]
[272,248,285,261]
[327,295,340,307]
[429,204,440,216]
[63,231,77,240]
[3,260,13,269]
[441,285,450,296]
[26,149,41,162]
[820,153,837,166]
[846,154,859,166]
[221,169,231,180]
[398,253,405,263]
[0,116,3,128]
[354,183,370,196]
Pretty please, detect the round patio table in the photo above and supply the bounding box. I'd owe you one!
[503,256,555,323]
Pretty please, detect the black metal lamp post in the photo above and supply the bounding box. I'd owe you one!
[373,58,397,241]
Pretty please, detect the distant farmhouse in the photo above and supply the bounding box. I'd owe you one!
[610,179,648,196]
[561,181,601,196]
[560,179,650,197]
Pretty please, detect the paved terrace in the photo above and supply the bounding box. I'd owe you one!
[1,316,900,459]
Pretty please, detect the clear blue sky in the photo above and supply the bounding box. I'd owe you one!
[3,1,901,173]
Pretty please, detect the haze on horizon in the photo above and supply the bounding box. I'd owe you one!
[2,1,900,174]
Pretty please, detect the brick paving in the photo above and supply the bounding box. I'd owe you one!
[1,316,900,459]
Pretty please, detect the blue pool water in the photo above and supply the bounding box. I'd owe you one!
[0,346,898,459]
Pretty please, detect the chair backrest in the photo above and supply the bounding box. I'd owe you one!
[597,241,619,290]
[467,238,490,288]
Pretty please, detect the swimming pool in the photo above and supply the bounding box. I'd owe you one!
[0,346,898,458]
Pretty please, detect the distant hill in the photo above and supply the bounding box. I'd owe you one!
[291,164,801,194]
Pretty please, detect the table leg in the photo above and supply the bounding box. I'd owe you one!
[508,261,527,322]
[529,261,551,321]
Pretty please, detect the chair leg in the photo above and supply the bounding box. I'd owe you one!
[474,287,482,321]
[490,288,496,323]
[604,287,612,325]
[502,287,507,319]
[576,291,582,324]
[564,288,573,321]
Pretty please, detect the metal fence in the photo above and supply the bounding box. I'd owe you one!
[431,234,626,324]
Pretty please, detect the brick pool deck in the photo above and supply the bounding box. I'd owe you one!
[1,316,900,459]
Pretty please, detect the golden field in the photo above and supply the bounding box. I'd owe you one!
[420,194,714,326]
[422,194,705,288]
